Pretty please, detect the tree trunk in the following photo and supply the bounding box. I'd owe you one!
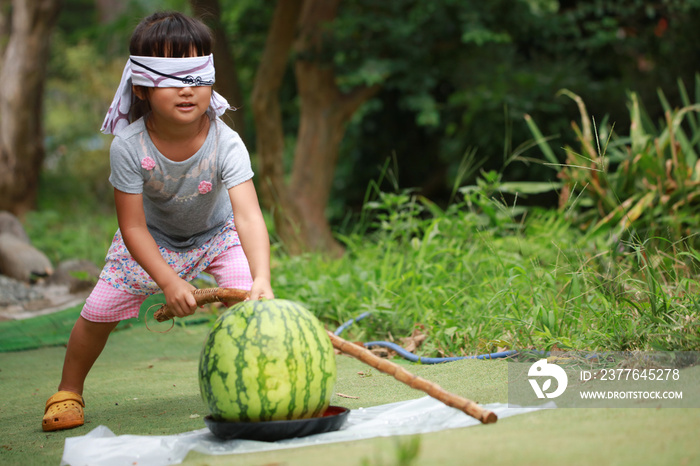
[251,0,307,255]
[291,0,379,255]
[0,0,61,217]
[190,0,247,141]
[252,0,379,255]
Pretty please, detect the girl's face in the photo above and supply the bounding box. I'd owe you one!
[136,84,212,128]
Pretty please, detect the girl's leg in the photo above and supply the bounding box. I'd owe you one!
[43,279,146,431]
[43,317,118,431]
[58,316,119,395]
[62,279,147,393]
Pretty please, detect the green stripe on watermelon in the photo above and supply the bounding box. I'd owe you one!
[199,299,337,423]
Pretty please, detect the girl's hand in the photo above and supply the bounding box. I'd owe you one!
[248,278,274,301]
[161,278,198,317]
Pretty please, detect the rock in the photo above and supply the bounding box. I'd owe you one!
[0,211,30,243]
[0,272,90,320]
[46,259,101,293]
[0,274,44,306]
[0,212,97,320]
[0,233,53,282]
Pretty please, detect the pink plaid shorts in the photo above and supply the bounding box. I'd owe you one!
[81,245,252,323]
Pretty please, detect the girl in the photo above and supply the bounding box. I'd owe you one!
[42,11,274,432]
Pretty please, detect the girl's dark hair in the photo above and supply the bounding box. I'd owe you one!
[130,11,212,57]
[129,11,213,122]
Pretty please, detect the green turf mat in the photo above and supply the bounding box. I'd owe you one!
[3,324,698,466]
[0,294,216,353]
[0,305,84,352]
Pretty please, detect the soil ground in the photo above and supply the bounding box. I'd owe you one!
[1,321,698,466]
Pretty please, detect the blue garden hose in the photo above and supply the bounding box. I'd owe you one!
[334,312,521,364]
[362,341,518,363]
[333,311,373,336]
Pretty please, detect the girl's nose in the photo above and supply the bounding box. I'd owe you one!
[179,86,194,95]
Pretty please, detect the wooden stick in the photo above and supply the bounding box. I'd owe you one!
[327,331,498,424]
[153,287,249,322]
[154,288,497,424]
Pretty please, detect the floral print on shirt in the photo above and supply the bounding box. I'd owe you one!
[198,180,213,194]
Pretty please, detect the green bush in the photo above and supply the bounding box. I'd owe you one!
[273,178,700,354]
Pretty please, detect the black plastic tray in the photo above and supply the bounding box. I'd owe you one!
[204,406,350,442]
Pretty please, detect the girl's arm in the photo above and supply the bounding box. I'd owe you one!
[114,188,197,316]
[228,179,274,300]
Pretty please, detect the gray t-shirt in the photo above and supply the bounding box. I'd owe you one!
[109,116,253,252]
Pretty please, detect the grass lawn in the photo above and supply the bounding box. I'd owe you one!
[1,320,699,466]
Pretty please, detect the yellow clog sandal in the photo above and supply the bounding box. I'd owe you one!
[42,391,85,432]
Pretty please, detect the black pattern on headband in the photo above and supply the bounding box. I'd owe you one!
[130,58,214,86]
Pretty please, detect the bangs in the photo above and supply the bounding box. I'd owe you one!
[130,12,212,57]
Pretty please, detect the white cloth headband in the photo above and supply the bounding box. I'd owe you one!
[100,54,231,135]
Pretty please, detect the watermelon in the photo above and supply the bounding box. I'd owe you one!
[198,299,337,422]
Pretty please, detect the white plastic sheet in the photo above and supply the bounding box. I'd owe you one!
[61,396,554,466]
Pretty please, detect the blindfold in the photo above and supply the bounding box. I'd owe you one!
[101,54,230,135]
